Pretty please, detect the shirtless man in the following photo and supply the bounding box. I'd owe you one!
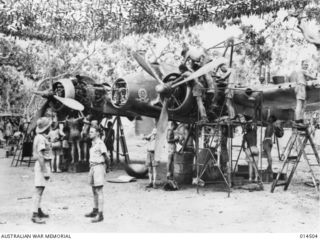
[66,115,83,164]
[181,46,215,93]
[215,63,236,119]
[243,123,259,182]
[263,116,277,173]
[166,121,179,180]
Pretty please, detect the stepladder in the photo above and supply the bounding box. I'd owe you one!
[271,126,320,192]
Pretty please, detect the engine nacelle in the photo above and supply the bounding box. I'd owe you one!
[111,71,195,119]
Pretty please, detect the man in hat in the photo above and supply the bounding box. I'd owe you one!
[31,117,52,224]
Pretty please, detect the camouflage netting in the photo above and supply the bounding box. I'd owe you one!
[0,0,314,43]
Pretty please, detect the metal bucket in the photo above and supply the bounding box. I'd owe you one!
[173,152,194,184]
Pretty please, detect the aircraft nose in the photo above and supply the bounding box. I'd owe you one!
[155,83,172,97]
[155,84,165,94]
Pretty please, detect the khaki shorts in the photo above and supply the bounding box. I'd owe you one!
[145,151,159,167]
[34,160,51,187]
[295,84,306,100]
[88,164,106,187]
[52,148,62,156]
[245,146,259,162]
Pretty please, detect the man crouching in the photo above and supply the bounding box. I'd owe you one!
[31,117,52,224]
[85,125,108,223]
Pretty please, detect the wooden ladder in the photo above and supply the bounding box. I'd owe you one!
[271,126,320,192]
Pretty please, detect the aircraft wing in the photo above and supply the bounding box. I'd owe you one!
[234,81,320,111]
[233,81,320,122]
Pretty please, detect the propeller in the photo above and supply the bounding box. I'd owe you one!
[132,51,162,83]
[28,79,85,134]
[154,99,169,163]
[130,52,172,170]
[53,95,84,111]
[171,57,228,88]
[32,88,84,112]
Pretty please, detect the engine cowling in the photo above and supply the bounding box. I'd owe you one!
[111,71,195,119]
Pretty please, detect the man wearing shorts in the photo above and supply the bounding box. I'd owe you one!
[31,117,52,224]
[143,128,158,188]
[243,123,259,182]
[263,116,277,173]
[166,122,179,180]
[85,125,108,223]
[292,60,317,127]
[216,63,236,120]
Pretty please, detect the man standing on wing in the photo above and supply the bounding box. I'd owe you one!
[291,60,317,127]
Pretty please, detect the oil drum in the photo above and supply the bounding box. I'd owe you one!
[173,151,195,184]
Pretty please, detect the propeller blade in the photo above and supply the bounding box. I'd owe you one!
[32,90,51,98]
[154,99,169,163]
[132,51,163,83]
[172,57,228,88]
[27,100,50,134]
[53,95,84,111]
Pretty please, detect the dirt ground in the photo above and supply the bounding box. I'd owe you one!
[0,129,319,233]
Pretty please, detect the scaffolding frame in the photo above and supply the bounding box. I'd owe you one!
[194,88,264,196]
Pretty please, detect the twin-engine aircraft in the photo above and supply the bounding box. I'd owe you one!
[29,49,320,177]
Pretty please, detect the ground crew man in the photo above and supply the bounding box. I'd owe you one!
[31,117,52,224]
[85,125,108,223]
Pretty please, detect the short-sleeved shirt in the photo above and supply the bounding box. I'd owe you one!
[291,70,307,85]
[297,71,307,85]
[89,138,107,164]
[33,134,52,160]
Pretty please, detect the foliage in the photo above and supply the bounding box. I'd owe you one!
[0,0,310,42]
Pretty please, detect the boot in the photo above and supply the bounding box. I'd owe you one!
[91,212,104,223]
[145,183,153,188]
[38,208,49,218]
[85,208,98,218]
[31,212,46,224]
